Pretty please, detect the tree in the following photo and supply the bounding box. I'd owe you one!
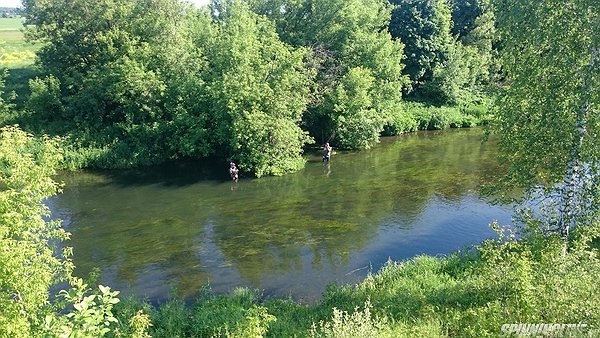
[0,126,67,337]
[330,67,383,149]
[390,0,496,104]
[450,0,485,39]
[455,0,497,87]
[22,0,208,165]
[203,0,314,176]
[492,0,600,246]
[389,0,453,87]
[0,126,141,337]
[252,0,409,149]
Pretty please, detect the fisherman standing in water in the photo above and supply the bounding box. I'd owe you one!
[322,143,333,162]
[229,162,239,182]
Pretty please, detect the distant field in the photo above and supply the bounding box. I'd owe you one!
[0,17,39,67]
[0,17,40,107]
[0,17,24,31]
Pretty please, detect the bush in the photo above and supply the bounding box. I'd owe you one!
[310,300,389,338]
[0,126,139,338]
[461,102,488,119]
[428,111,450,130]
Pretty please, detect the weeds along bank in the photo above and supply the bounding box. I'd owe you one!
[56,100,490,172]
[1,67,490,173]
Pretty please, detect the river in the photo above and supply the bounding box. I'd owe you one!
[48,128,512,303]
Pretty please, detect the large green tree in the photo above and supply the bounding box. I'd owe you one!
[202,0,314,176]
[493,0,600,243]
[389,0,453,86]
[23,0,208,164]
[390,0,496,104]
[252,0,409,149]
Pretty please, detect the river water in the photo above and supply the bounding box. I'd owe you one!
[48,128,512,303]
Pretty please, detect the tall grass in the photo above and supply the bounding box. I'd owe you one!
[383,100,490,136]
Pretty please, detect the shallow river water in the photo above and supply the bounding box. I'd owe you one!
[48,128,512,303]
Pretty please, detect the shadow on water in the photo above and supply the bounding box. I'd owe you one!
[69,156,234,188]
[48,129,512,304]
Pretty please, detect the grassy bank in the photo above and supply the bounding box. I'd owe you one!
[108,225,600,337]
[1,100,492,171]
[384,100,490,136]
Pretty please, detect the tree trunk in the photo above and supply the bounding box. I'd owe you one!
[557,46,598,254]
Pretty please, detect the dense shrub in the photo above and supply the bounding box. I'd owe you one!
[0,126,139,338]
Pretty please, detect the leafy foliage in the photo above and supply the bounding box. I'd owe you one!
[310,300,390,338]
[0,125,66,337]
[330,67,383,149]
[22,0,207,160]
[44,280,121,337]
[252,0,409,149]
[390,0,495,104]
[389,0,453,85]
[491,0,600,236]
[450,0,487,39]
[202,1,314,176]
[0,126,147,337]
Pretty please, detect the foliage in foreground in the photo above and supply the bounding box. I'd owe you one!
[110,224,600,337]
[0,126,139,338]
[491,0,600,240]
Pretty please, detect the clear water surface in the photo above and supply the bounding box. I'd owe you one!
[48,129,512,303]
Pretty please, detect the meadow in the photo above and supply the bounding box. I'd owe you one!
[0,17,38,68]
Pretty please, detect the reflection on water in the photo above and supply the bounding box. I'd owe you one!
[48,129,512,303]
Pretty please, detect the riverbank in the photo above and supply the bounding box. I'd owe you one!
[52,100,491,172]
[110,225,600,337]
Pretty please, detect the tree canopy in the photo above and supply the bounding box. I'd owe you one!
[13,0,497,175]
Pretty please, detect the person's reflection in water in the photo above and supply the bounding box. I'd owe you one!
[324,162,331,177]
